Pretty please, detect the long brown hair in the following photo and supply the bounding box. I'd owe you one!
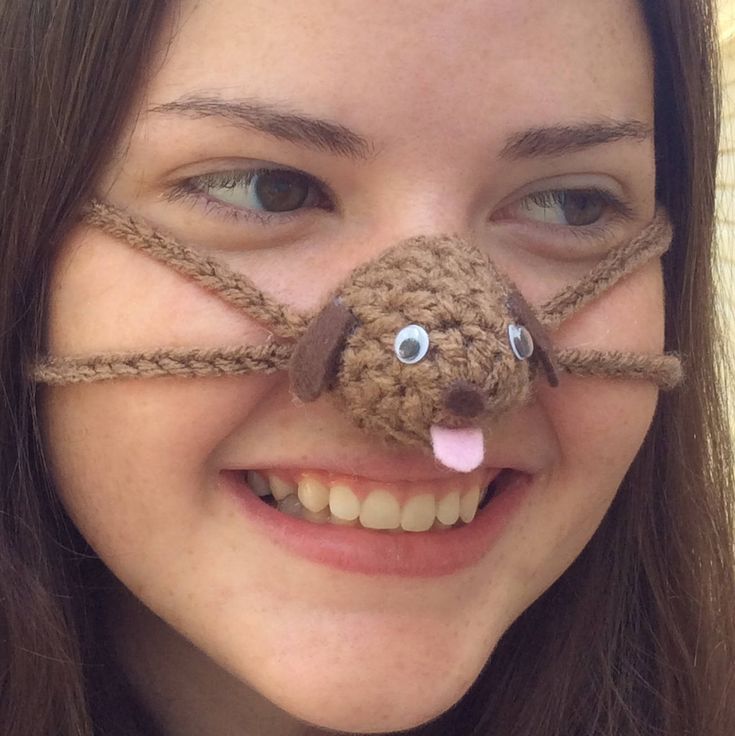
[0,2,732,735]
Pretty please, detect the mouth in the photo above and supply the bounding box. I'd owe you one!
[235,466,522,533]
[222,465,532,576]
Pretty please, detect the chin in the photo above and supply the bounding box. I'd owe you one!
[277,677,470,734]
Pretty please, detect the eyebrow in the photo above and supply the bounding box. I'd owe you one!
[500,120,652,158]
[148,95,375,160]
[149,95,651,162]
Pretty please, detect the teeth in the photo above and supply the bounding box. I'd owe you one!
[249,471,494,532]
[269,475,297,501]
[400,493,436,532]
[302,506,331,524]
[329,514,359,526]
[277,494,303,518]
[459,487,480,523]
[436,491,460,525]
[359,490,401,530]
[298,476,330,513]
[329,483,361,521]
[247,470,271,497]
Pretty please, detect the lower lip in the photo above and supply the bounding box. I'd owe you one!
[221,470,531,577]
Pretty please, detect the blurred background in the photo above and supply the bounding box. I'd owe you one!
[718,0,735,430]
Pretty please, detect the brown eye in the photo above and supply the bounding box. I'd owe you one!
[521,189,609,226]
[189,167,327,215]
[253,170,312,212]
[557,191,606,226]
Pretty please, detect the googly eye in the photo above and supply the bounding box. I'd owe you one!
[394,324,430,364]
[508,324,534,361]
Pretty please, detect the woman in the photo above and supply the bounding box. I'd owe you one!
[0,1,733,735]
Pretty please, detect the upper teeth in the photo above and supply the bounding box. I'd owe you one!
[246,471,486,532]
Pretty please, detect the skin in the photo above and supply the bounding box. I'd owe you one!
[41,1,661,734]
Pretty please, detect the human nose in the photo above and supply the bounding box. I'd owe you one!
[317,189,477,291]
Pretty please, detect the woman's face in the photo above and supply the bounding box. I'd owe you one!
[42,1,660,733]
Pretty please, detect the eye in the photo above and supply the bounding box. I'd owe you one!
[508,324,534,360]
[173,167,330,216]
[517,189,618,227]
[394,325,430,364]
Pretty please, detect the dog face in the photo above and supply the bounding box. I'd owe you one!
[290,235,551,464]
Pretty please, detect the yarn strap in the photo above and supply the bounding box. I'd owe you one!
[537,210,673,327]
[31,343,682,390]
[556,348,682,390]
[32,344,292,385]
[31,203,682,393]
[83,202,310,339]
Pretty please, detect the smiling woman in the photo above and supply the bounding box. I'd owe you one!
[0,2,733,736]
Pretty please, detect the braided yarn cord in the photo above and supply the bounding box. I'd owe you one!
[31,203,682,393]
[32,344,292,385]
[83,202,309,338]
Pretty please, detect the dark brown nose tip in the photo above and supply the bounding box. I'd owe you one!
[443,380,486,418]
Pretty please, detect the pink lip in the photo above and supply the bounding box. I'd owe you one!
[220,470,532,577]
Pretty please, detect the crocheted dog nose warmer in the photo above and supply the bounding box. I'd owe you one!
[32,201,682,472]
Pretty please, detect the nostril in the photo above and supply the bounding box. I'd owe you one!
[444,380,486,418]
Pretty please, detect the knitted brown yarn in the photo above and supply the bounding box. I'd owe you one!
[538,210,673,327]
[31,201,683,459]
[83,202,309,338]
[555,349,682,391]
[326,235,533,448]
[32,344,292,385]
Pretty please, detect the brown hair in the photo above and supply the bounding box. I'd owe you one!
[0,2,732,735]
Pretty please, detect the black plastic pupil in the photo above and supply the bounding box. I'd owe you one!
[255,171,310,212]
[399,337,421,360]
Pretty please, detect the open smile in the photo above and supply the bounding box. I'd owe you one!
[221,466,534,577]
[242,466,507,531]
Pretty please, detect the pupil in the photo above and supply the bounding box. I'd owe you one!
[563,192,604,226]
[255,171,310,212]
[399,338,420,360]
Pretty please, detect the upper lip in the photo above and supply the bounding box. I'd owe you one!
[221,446,545,484]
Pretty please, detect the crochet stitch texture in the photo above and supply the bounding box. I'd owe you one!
[32,202,682,465]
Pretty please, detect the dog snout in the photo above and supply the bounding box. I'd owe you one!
[443,380,486,418]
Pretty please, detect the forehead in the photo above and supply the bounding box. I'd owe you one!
[148,0,653,144]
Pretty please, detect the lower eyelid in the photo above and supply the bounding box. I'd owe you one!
[489,213,635,257]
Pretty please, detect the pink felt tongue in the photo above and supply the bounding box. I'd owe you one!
[430,425,485,472]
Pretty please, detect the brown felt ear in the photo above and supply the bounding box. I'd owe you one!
[289,299,358,402]
[507,290,559,387]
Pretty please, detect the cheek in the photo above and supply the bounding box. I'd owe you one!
[40,374,277,584]
[45,227,272,355]
[548,257,665,355]
[513,259,664,581]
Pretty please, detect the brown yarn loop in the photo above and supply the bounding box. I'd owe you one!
[556,349,683,391]
[32,344,292,385]
[31,344,682,390]
[83,201,310,338]
[30,201,682,446]
[538,210,673,327]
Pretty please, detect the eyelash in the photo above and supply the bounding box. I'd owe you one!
[526,189,632,217]
[517,189,636,241]
[166,168,334,226]
[166,167,634,238]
